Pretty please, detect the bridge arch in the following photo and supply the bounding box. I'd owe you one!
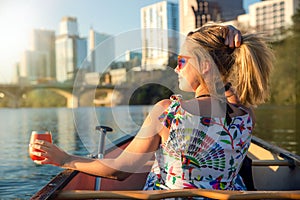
[25,87,118,108]
[0,89,19,107]
[0,84,120,108]
[19,88,70,107]
[48,88,78,108]
[93,88,122,107]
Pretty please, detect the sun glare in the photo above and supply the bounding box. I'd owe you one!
[0,3,35,67]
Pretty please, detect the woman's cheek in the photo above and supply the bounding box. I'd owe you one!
[178,77,194,92]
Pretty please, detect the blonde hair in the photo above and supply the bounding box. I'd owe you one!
[186,25,274,106]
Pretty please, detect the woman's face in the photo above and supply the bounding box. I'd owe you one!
[175,55,200,92]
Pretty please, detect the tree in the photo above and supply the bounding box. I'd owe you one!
[270,9,300,105]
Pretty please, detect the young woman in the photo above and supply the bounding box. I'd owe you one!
[32,24,273,191]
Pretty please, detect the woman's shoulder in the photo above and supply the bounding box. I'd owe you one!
[150,95,181,114]
[154,99,172,111]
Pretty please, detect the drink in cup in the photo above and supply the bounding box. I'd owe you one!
[29,131,52,161]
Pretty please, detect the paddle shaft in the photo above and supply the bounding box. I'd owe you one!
[95,127,106,191]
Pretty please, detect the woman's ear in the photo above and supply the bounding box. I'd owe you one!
[201,60,211,75]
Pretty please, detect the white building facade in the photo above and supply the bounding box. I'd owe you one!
[55,17,87,82]
[88,28,114,73]
[19,29,56,84]
[249,0,300,40]
[179,0,245,36]
[141,1,179,71]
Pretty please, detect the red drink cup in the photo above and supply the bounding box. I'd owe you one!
[29,131,52,161]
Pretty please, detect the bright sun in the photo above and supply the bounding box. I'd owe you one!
[0,3,35,68]
[0,2,36,82]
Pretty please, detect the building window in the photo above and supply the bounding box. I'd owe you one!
[273,3,277,12]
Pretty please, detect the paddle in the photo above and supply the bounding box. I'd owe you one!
[94,126,113,191]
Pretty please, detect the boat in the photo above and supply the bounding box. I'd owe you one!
[31,126,300,199]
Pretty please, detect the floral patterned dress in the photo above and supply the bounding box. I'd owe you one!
[143,95,252,192]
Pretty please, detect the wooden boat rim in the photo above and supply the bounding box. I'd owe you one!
[56,189,300,200]
[251,135,300,167]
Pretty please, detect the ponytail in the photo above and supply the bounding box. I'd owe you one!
[232,34,274,106]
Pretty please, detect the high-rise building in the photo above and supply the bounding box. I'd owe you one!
[88,28,114,72]
[244,0,262,13]
[141,1,179,71]
[124,50,142,62]
[179,0,245,35]
[249,0,300,40]
[76,38,88,69]
[19,29,56,83]
[55,16,87,82]
[20,50,49,83]
[59,16,79,36]
[31,29,56,79]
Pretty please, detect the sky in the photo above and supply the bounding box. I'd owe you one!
[0,0,259,83]
[0,0,169,83]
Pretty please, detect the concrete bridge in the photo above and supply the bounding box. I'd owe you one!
[0,83,122,108]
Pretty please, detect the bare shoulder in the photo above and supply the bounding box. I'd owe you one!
[133,99,171,142]
[146,99,172,123]
[154,99,172,110]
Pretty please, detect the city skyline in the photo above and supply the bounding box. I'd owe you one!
[0,0,179,83]
[0,0,258,83]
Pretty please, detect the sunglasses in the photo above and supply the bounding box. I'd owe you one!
[177,55,191,71]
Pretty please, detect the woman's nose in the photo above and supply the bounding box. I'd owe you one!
[174,65,180,73]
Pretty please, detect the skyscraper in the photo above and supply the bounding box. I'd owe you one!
[55,16,87,82]
[141,1,179,71]
[88,28,114,73]
[59,16,79,36]
[19,29,56,83]
[249,0,300,40]
[31,29,56,80]
[180,0,245,35]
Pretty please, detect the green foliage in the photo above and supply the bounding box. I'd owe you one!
[20,89,66,107]
[129,83,173,105]
[270,9,300,105]
[0,96,11,107]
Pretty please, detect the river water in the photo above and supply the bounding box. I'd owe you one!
[0,105,297,199]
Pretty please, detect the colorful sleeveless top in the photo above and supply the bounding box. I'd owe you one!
[143,95,252,191]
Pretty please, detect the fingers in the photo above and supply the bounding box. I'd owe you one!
[225,25,242,48]
[31,150,47,158]
[30,140,65,166]
[34,139,50,146]
[31,141,50,152]
[225,36,229,46]
[30,140,51,159]
[33,160,42,165]
[34,158,51,165]
[228,29,237,48]
[33,154,61,166]
[234,30,242,47]
[30,144,55,165]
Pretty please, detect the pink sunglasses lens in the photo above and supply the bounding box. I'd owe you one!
[178,57,186,69]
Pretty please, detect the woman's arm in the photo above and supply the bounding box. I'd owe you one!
[32,99,170,180]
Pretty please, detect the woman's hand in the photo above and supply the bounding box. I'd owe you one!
[31,140,70,167]
[224,25,242,48]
